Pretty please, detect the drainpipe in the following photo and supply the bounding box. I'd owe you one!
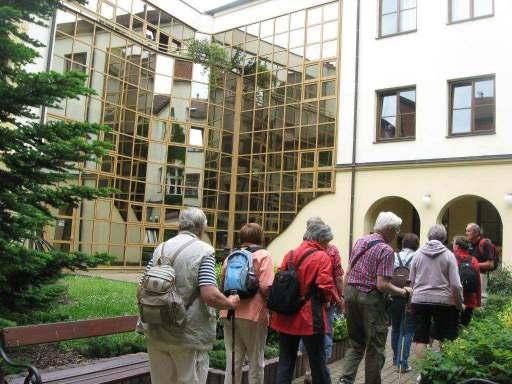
[40,10,58,125]
[348,0,361,255]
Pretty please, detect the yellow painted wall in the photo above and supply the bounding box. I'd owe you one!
[268,161,512,267]
[267,172,352,266]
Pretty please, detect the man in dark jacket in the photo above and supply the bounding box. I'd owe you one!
[466,223,495,306]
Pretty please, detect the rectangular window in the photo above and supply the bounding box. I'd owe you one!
[184,173,200,198]
[450,0,493,23]
[380,0,417,37]
[376,87,416,141]
[449,76,495,135]
[64,52,87,72]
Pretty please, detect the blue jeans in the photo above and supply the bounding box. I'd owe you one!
[299,305,335,361]
[390,299,414,369]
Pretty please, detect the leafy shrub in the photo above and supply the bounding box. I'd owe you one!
[488,266,512,296]
[415,294,512,383]
[499,301,512,328]
[333,316,348,341]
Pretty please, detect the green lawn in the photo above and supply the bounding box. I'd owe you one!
[18,274,345,369]
[51,274,139,319]
[50,275,145,358]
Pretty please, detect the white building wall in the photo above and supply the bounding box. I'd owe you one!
[152,0,213,33]
[338,0,512,165]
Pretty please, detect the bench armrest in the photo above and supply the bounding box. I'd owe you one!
[0,342,42,384]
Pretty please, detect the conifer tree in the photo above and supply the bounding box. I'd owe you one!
[0,0,114,322]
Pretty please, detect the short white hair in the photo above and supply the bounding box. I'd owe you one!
[178,207,207,236]
[307,223,333,243]
[303,217,325,240]
[373,211,402,232]
[428,224,447,242]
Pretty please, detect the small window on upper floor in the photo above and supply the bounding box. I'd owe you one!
[379,0,417,37]
[449,75,495,136]
[376,87,416,141]
[450,0,493,23]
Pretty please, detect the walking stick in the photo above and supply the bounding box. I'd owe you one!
[228,290,237,384]
[398,302,409,384]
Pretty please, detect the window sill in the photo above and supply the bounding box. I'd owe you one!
[373,137,416,144]
[447,131,495,138]
[376,29,417,40]
[447,14,494,26]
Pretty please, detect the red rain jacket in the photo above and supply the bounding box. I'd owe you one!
[454,248,481,308]
[270,240,334,336]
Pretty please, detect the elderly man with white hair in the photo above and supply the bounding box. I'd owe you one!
[339,212,411,384]
[141,207,240,384]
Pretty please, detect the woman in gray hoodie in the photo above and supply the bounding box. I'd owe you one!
[409,224,463,361]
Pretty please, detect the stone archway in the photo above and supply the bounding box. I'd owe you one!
[364,196,420,250]
[438,194,503,248]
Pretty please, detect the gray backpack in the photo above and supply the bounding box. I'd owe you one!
[137,238,196,329]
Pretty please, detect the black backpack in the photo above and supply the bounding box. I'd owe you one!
[391,254,413,288]
[458,254,479,294]
[267,248,317,315]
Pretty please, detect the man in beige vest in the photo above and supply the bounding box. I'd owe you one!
[143,207,240,384]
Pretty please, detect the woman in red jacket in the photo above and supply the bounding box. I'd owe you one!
[452,236,481,326]
[271,223,337,384]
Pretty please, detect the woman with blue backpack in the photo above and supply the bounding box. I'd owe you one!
[220,223,275,384]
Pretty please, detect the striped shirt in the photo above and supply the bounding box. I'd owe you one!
[139,247,217,287]
[197,253,217,287]
[347,233,394,293]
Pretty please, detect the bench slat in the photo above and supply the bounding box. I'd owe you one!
[2,316,139,348]
[7,353,149,384]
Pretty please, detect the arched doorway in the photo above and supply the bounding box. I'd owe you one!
[365,196,420,250]
[438,195,503,248]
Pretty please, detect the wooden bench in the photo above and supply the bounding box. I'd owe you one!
[0,315,145,384]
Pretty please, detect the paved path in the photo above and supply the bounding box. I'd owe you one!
[73,270,141,283]
[293,334,417,384]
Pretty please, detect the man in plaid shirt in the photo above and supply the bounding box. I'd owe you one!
[338,212,412,384]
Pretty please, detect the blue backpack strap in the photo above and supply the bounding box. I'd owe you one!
[228,248,253,268]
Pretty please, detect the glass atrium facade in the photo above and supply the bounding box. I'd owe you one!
[46,0,340,265]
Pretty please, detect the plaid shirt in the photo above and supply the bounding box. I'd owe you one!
[327,244,343,305]
[347,233,394,293]
[327,244,344,280]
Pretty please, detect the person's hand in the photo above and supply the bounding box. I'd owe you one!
[227,294,240,309]
[336,298,344,313]
[404,286,413,298]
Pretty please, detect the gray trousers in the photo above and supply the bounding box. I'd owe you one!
[339,285,389,384]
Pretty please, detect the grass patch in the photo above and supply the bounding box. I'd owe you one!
[47,275,139,319]
[47,275,145,359]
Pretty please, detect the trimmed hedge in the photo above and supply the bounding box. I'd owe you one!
[415,294,512,384]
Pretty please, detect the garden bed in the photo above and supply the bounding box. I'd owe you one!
[415,267,512,384]
[2,274,348,375]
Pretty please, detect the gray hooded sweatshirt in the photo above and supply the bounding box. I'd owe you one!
[409,240,463,307]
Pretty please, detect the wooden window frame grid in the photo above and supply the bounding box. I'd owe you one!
[375,86,417,142]
[448,75,496,137]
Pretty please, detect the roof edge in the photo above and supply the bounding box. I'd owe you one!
[205,0,256,15]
